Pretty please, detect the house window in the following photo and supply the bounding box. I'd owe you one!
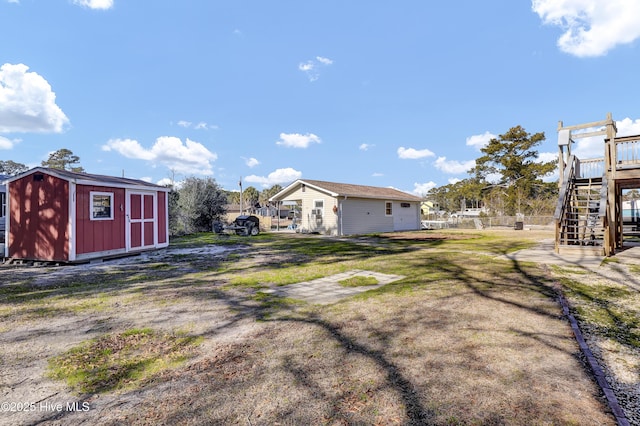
[401,202,410,208]
[313,200,324,216]
[385,201,393,216]
[313,200,324,223]
[0,192,5,217]
[91,191,114,220]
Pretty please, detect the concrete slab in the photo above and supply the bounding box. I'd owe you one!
[262,269,405,305]
[499,239,605,268]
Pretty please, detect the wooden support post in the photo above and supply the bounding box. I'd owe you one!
[604,113,617,256]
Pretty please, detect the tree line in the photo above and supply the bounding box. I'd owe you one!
[3,126,563,233]
[426,125,558,217]
[0,148,83,176]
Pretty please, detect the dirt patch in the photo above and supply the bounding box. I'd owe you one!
[0,231,634,425]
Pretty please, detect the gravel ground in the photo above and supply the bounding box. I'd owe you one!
[550,246,640,426]
[0,246,263,426]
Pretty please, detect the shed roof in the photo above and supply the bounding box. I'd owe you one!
[7,167,169,191]
[270,179,423,202]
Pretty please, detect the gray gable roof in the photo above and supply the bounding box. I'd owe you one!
[272,179,423,202]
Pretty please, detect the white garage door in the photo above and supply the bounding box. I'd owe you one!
[393,202,418,231]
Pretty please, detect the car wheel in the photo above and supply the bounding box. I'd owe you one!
[250,226,259,236]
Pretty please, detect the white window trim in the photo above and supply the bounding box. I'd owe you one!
[385,201,393,217]
[90,191,114,221]
[313,199,324,217]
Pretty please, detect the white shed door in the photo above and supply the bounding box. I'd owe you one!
[393,202,418,231]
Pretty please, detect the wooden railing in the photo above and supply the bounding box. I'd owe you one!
[554,155,578,251]
[554,155,576,221]
[614,136,640,169]
[576,158,604,179]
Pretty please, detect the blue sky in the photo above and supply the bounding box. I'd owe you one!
[2,0,640,195]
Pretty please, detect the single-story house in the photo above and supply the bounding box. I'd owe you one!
[4,167,170,263]
[269,179,423,236]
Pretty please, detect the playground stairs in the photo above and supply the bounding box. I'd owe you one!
[556,114,640,256]
[555,176,607,256]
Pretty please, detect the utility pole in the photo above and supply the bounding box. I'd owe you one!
[239,177,243,215]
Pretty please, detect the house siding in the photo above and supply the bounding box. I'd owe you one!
[341,198,393,235]
[75,185,127,256]
[0,186,6,240]
[392,201,420,231]
[285,186,338,234]
[9,173,70,261]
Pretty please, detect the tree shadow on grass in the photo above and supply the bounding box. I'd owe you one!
[5,232,621,425]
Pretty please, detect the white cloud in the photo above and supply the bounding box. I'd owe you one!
[102,136,217,175]
[448,178,462,185]
[532,0,640,57]
[156,177,184,189]
[359,143,374,151]
[316,56,333,65]
[299,56,333,82]
[244,167,302,187]
[0,136,18,149]
[466,131,496,151]
[570,117,640,159]
[177,120,216,130]
[617,117,640,136]
[434,157,476,174]
[139,176,152,183]
[244,157,260,168]
[0,63,69,134]
[572,134,604,159]
[276,132,321,148]
[102,138,154,159]
[372,172,384,177]
[536,151,557,163]
[413,181,436,196]
[485,173,502,184]
[397,146,435,160]
[537,151,559,182]
[73,0,113,10]
[298,62,314,72]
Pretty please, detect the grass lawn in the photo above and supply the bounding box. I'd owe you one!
[3,228,634,425]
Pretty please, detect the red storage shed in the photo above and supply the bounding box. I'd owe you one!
[4,168,170,263]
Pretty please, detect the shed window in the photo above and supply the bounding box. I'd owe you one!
[91,192,114,220]
[385,201,393,216]
[1,192,5,217]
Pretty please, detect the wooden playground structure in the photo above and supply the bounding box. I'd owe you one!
[555,113,640,256]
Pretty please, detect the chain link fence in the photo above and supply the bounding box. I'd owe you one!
[446,216,555,230]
